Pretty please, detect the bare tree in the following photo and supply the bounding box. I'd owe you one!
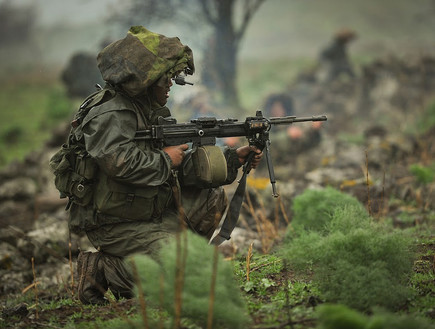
[112,0,266,106]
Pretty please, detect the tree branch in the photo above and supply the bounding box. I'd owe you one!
[235,0,266,42]
[197,0,218,26]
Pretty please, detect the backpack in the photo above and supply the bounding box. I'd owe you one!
[49,87,114,209]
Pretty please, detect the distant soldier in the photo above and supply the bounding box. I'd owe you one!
[260,93,323,168]
[316,28,358,83]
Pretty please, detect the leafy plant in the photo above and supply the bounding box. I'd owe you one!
[317,304,435,329]
[131,231,250,329]
[317,304,367,329]
[409,163,435,184]
[282,206,415,311]
[290,186,367,234]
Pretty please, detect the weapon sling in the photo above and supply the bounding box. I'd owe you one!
[210,172,247,246]
[210,152,255,246]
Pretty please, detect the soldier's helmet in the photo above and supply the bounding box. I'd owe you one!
[97,26,195,97]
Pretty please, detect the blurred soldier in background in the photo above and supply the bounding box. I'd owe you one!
[262,93,322,166]
[316,28,358,83]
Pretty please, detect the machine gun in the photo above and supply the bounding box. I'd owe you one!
[135,110,327,244]
[135,110,327,197]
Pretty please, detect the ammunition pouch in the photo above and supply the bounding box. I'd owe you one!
[191,145,227,187]
[93,172,173,223]
[49,142,97,207]
[181,186,228,240]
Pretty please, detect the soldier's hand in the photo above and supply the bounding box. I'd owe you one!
[287,126,303,139]
[163,144,189,168]
[236,145,263,169]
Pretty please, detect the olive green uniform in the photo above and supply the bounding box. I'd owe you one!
[52,26,241,303]
[72,89,241,254]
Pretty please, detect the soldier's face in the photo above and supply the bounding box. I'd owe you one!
[270,102,286,117]
[152,77,173,107]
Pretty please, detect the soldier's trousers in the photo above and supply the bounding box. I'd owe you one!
[79,186,227,303]
[82,207,181,302]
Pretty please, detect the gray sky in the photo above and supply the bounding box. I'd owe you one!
[10,0,119,26]
[3,0,435,66]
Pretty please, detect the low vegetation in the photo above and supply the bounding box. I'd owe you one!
[2,185,434,328]
[132,232,249,329]
[290,186,367,234]
[283,202,415,312]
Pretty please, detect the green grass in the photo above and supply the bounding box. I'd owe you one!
[232,252,320,327]
[416,100,435,134]
[0,80,75,167]
[409,163,435,185]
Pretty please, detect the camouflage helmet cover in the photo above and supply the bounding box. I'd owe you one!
[97,26,195,96]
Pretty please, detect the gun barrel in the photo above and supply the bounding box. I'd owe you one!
[135,114,328,143]
[269,115,327,125]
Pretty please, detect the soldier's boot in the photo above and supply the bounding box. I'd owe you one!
[100,254,135,301]
[77,251,108,305]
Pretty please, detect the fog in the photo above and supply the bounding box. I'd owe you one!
[11,0,118,26]
[2,0,435,75]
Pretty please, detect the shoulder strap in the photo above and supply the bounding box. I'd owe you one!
[71,88,116,128]
[210,171,247,245]
[210,149,257,245]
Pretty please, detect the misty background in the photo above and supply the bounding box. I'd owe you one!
[1,0,435,165]
[3,0,435,73]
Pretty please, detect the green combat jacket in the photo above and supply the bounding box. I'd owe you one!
[69,87,241,233]
[66,27,241,234]
[71,87,172,226]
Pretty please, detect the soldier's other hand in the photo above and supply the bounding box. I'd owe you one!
[224,136,241,147]
[312,121,323,129]
[287,126,303,139]
[163,144,189,168]
[236,145,263,169]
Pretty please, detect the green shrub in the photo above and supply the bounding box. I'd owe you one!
[409,164,435,184]
[291,186,367,234]
[131,231,250,329]
[282,206,415,311]
[317,304,435,329]
[45,88,73,121]
[416,100,435,134]
[1,125,23,145]
[317,304,367,329]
